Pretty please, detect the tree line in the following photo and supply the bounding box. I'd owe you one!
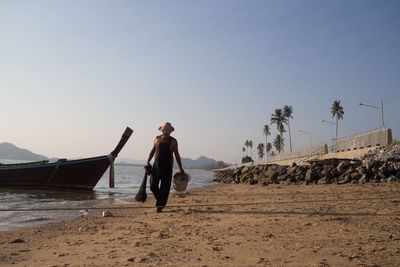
[242,100,344,163]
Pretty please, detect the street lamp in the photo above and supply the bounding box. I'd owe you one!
[322,120,336,126]
[359,100,385,129]
[322,120,337,149]
[299,130,312,146]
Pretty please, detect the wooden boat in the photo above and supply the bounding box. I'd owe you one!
[0,127,133,191]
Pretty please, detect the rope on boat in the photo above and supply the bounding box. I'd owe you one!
[44,160,63,187]
[1,196,400,213]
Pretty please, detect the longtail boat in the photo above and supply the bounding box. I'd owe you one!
[0,127,133,191]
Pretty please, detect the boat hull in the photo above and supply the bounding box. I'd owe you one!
[0,156,111,191]
[0,127,133,191]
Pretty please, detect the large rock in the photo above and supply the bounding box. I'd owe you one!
[263,169,279,182]
[240,172,254,183]
[287,166,298,175]
[338,174,351,184]
[253,174,265,183]
[223,177,234,184]
[350,172,361,182]
[365,159,380,171]
[363,145,400,162]
[359,174,369,184]
[305,168,319,183]
[328,168,337,179]
[388,176,400,182]
[318,177,328,184]
[393,162,400,172]
[277,173,291,182]
[232,167,243,177]
[345,166,356,175]
[258,176,272,186]
[356,166,367,176]
[337,161,350,174]
[378,164,388,176]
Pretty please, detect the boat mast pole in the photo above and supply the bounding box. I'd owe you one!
[110,127,134,159]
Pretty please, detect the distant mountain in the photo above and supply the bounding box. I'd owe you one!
[181,156,215,168]
[115,158,145,165]
[181,156,231,169]
[116,155,230,170]
[0,142,48,161]
[199,161,231,170]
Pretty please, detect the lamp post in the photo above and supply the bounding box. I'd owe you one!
[322,120,336,126]
[299,130,312,146]
[359,100,385,129]
[322,119,337,149]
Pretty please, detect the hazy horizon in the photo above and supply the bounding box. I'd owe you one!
[0,141,221,164]
[1,0,399,164]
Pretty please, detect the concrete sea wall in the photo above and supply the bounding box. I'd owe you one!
[260,144,328,163]
[226,128,394,170]
[335,128,393,152]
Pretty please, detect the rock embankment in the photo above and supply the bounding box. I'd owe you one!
[214,145,400,185]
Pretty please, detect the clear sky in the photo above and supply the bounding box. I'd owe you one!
[1,0,399,164]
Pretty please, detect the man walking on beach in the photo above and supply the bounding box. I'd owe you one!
[146,122,185,213]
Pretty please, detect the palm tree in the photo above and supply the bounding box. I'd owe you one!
[331,100,344,140]
[266,142,272,156]
[249,140,253,159]
[257,143,265,160]
[282,105,294,152]
[263,124,271,156]
[271,109,287,152]
[273,134,285,154]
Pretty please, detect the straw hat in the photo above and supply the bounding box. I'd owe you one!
[158,122,175,133]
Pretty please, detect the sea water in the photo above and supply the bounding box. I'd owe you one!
[0,164,216,231]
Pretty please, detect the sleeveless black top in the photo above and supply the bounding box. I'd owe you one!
[154,136,174,177]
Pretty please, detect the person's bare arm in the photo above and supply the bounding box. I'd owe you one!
[146,138,158,167]
[172,140,184,173]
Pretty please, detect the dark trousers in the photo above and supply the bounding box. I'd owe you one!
[150,171,172,208]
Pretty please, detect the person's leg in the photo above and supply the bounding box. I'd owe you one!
[156,175,172,210]
[149,172,161,201]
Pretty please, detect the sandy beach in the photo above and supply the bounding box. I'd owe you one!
[1,182,400,267]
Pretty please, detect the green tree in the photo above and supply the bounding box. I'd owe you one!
[263,124,271,156]
[282,105,294,152]
[266,142,272,156]
[242,147,246,158]
[331,100,344,140]
[271,109,287,152]
[257,143,265,160]
[273,134,285,154]
[244,140,250,156]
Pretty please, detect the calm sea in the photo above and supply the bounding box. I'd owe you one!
[0,164,216,231]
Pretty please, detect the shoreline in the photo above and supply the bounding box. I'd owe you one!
[0,187,218,233]
[1,183,400,266]
[0,166,217,232]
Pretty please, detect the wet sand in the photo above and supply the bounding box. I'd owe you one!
[1,183,400,266]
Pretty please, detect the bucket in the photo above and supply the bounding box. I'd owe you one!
[173,172,190,192]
